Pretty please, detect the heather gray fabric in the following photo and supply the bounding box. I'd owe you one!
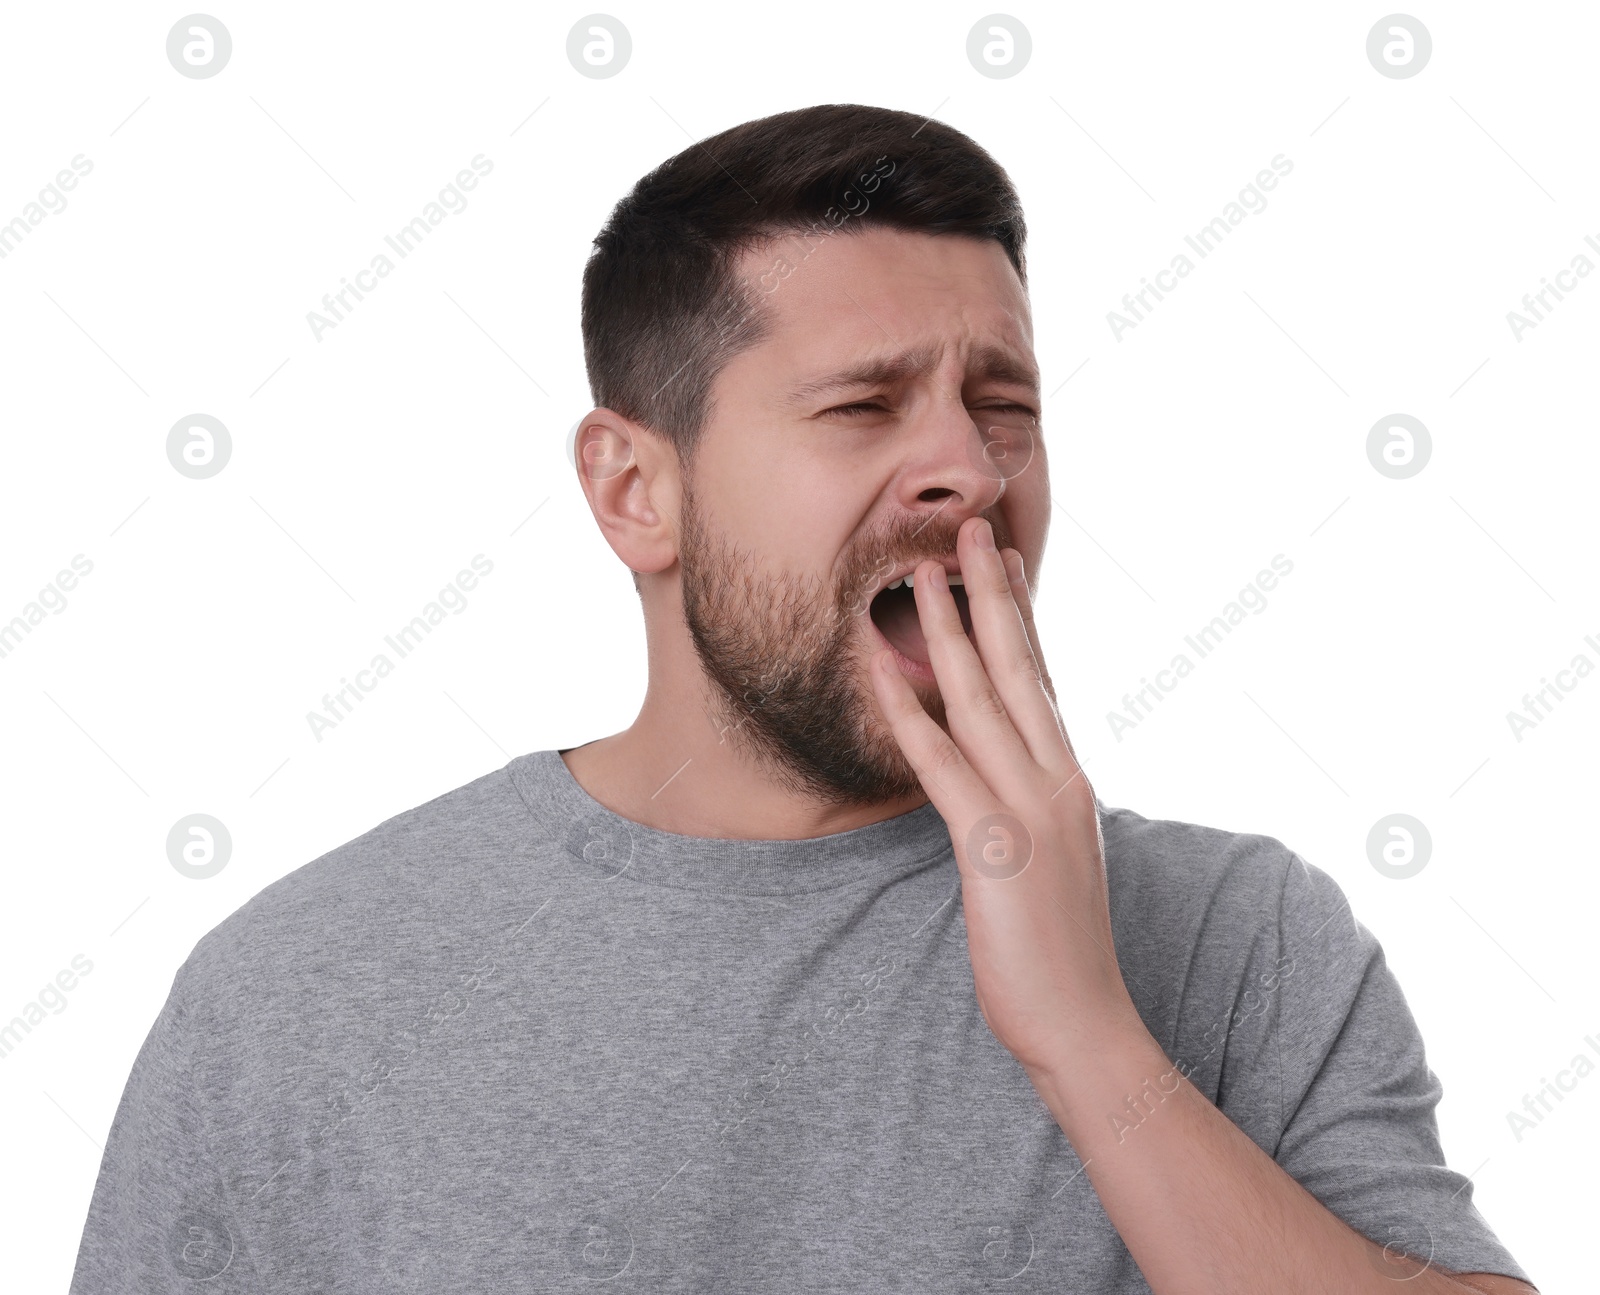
[69,748,1532,1293]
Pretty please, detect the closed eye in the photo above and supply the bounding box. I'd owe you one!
[825,402,1037,418]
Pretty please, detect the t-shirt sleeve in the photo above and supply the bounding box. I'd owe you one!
[1245,850,1534,1288]
[68,965,265,1294]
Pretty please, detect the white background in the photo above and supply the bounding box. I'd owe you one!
[1,2,1593,1290]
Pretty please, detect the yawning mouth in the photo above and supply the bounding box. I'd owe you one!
[867,568,977,666]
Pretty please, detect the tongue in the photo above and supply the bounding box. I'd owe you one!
[878,585,974,664]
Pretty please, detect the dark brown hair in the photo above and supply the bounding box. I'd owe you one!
[580,102,1028,482]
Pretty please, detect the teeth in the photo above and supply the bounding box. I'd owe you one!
[897,571,962,590]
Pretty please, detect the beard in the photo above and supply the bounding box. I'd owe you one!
[678,474,990,810]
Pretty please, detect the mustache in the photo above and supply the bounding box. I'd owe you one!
[836,517,1007,612]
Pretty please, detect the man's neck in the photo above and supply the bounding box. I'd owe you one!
[559,718,930,843]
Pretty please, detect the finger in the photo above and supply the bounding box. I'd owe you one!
[955,521,1072,772]
[999,549,1051,701]
[1001,549,1063,735]
[1001,547,1090,789]
[910,543,1037,795]
[868,647,1002,830]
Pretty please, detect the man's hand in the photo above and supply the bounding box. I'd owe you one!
[869,515,1540,1295]
[868,514,1146,1081]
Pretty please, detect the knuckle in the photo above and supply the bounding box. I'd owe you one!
[973,685,1008,718]
[1009,647,1042,682]
[928,733,967,774]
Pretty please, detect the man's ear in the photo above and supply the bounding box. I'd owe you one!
[572,408,681,578]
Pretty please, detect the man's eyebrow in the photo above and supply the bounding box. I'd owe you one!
[780,344,1041,408]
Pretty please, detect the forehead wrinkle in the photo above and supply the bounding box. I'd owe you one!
[779,341,942,409]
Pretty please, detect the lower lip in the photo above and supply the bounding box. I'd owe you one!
[866,616,938,685]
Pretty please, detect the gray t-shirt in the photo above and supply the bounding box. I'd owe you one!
[69,749,1532,1292]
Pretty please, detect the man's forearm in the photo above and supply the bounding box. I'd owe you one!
[1024,1021,1518,1295]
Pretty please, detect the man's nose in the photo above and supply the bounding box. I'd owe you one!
[899,398,1018,518]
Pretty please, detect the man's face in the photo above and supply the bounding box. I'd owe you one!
[678,225,1050,808]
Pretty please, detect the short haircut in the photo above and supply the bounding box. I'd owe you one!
[580,102,1029,492]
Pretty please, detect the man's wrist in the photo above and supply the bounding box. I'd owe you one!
[1021,1009,1172,1141]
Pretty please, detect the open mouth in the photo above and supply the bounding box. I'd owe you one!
[867,570,976,666]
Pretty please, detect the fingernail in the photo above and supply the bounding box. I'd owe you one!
[976,520,995,550]
[930,564,947,591]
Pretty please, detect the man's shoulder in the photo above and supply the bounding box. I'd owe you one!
[1099,799,1304,914]
[174,759,542,1001]
[1096,800,1358,969]
[1096,801,1370,1083]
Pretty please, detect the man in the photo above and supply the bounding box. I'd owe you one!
[71,104,1536,1293]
